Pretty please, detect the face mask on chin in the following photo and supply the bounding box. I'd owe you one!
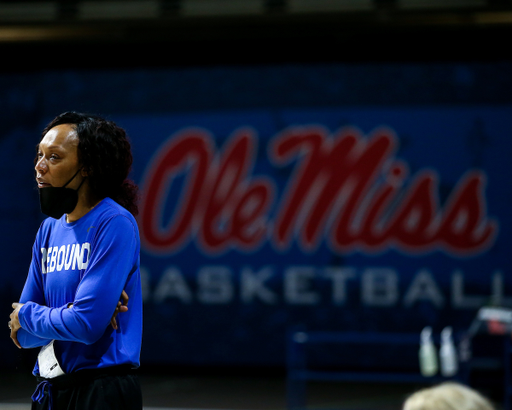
[38,168,86,219]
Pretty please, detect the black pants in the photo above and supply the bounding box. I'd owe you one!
[31,366,143,410]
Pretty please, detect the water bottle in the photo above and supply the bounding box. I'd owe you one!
[419,326,438,376]
[440,326,458,377]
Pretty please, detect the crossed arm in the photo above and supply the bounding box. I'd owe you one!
[11,216,138,349]
[9,290,129,349]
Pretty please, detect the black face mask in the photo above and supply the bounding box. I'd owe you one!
[39,168,86,219]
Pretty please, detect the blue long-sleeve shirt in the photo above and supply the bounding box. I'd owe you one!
[17,198,142,374]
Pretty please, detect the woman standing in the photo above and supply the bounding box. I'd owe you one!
[8,112,143,410]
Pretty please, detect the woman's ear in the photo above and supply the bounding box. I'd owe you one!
[81,167,88,177]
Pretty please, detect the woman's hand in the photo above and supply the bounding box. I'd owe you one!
[67,290,128,329]
[110,290,129,330]
[9,303,24,349]
[66,290,128,330]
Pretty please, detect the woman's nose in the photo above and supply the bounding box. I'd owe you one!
[35,157,47,174]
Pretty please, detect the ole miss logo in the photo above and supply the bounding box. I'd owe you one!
[139,125,498,257]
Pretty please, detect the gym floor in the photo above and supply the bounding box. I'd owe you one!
[0,368,487,410]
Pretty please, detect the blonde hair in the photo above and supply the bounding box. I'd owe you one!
[403,382,495,410]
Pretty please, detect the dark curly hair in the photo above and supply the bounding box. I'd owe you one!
[40,111,139,216]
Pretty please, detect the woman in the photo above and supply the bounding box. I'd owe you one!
[8,112,143,410]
